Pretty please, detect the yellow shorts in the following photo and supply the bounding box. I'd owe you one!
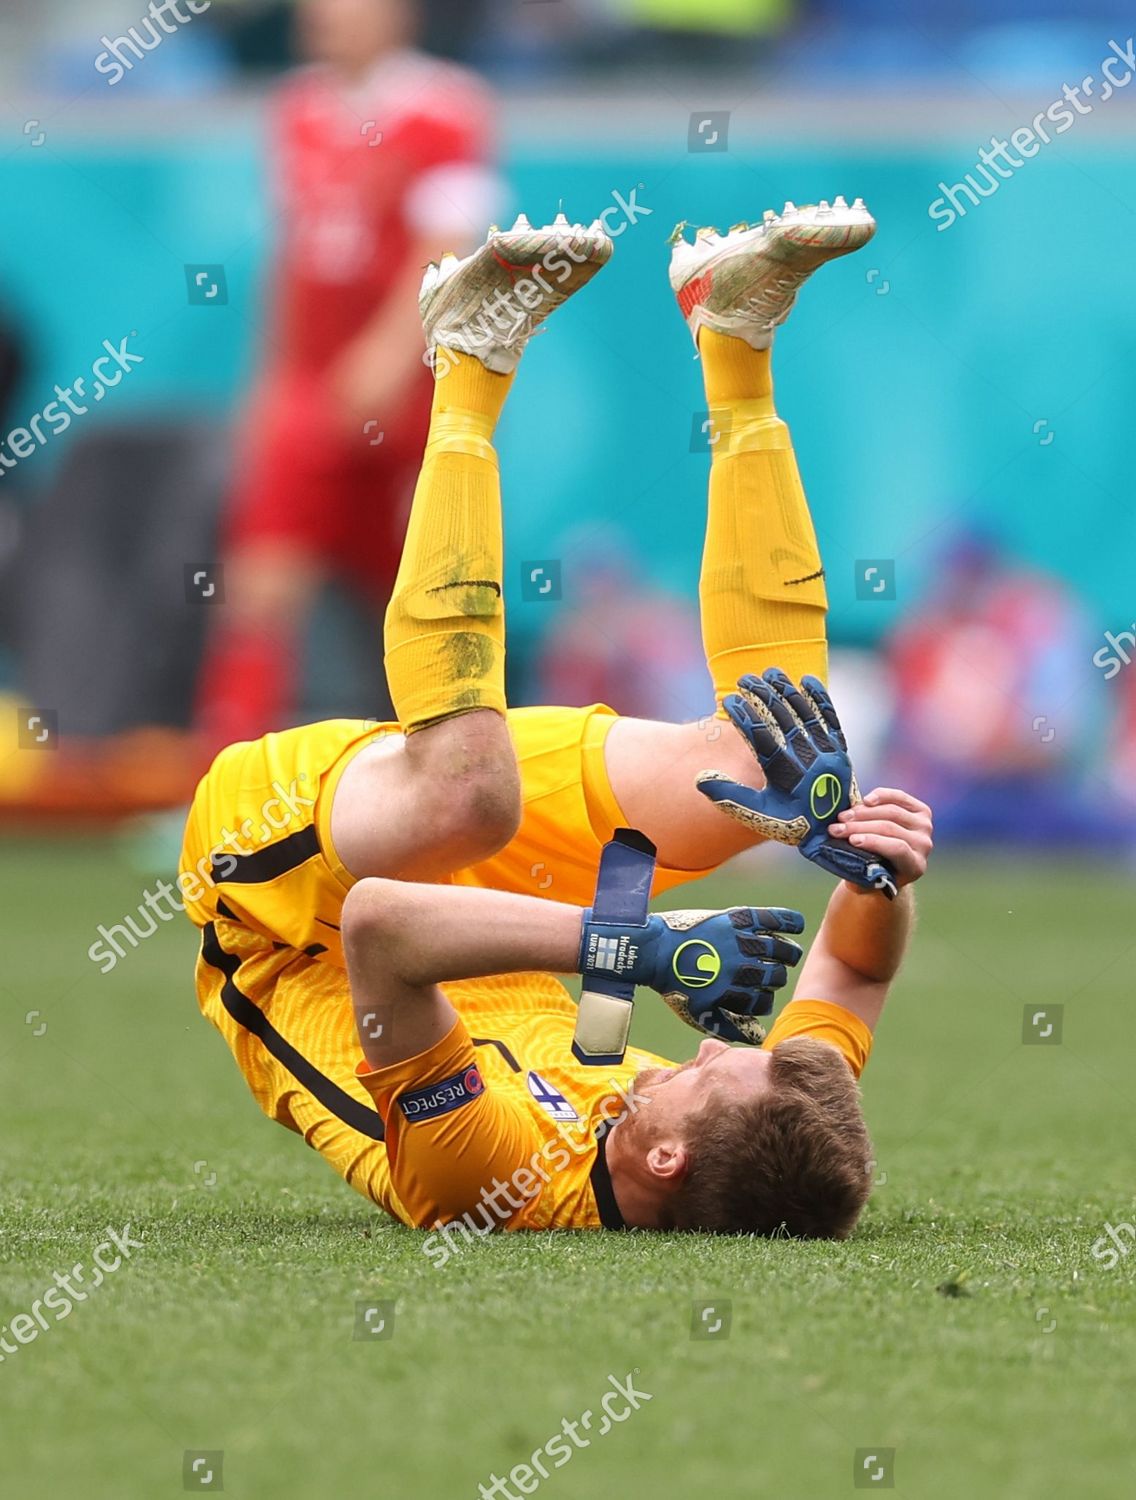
[180,703,711,964]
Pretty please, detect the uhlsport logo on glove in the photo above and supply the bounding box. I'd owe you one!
[671,940,722,988]
[809,771,844,821]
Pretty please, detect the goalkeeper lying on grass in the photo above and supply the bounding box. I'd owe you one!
[180,200,933,1241]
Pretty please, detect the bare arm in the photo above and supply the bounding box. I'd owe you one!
[791,788,934,1033]
[793,884,916,1034]
[342,874,799,1073]
[343,878,583,1069]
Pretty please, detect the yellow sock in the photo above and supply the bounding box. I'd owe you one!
[384,350,515,733]
[698,328,828,705]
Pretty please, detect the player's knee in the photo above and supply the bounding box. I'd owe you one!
[410,718,522,864]
[444,761,522,864]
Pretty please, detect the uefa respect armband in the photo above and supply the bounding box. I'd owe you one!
[397,1066,486,1122]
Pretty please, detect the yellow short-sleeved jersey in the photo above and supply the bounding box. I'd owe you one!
[195,910,669,1231]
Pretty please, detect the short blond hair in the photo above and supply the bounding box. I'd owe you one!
[670,1037,873,1239]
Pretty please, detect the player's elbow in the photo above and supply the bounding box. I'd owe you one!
[342,878,396,943]
[342,878,417,974]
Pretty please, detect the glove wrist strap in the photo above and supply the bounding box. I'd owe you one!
[579,910,657,988]
[572,830,657,1067]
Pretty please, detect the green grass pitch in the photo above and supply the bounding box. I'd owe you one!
[2,834,1134,1498]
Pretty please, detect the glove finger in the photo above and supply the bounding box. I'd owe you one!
[761,667,812,729]
[744,675,818,771]
[734,963,788,994]
[738,672,799,736]
[696,1009,749,1043]
[730,1015,769,1044]
[743,905,807,936]
[765,668,836,754]
[724,695,801,790]
[800,675,848,753]
[719,986,778,1019]
[696,778,810,845]
[696,773,766,809]
[661,993,766,1044]
[737,932,804,967]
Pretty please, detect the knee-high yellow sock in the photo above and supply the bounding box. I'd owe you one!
[698,328,828,705]
[384,350,515,733]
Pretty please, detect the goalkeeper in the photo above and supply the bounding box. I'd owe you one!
[180,202,933,1239]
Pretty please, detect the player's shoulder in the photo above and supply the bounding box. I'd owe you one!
[272,63,341,140]
[274,63,326,113]
[372,49,496,132]
[275,51,493,134]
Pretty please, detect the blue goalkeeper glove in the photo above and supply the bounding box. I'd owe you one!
[696,668,899,899]
[579,904,804,1045]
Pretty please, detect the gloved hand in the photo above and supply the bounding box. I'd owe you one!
[579,904,804,1045]
[696,668,899,899]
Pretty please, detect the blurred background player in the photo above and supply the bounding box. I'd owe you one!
[882,528,1130,851]
[194,0,503,751]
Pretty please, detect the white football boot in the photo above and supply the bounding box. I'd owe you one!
[420,212,614,375]
[669,198,876,350]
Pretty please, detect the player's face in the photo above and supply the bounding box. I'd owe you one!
[628,1038,773,1140]
[298,0,413,70]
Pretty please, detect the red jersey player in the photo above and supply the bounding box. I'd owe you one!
[197,0,502,749]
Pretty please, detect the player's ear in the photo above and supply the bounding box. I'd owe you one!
[645,1140,688,1183]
